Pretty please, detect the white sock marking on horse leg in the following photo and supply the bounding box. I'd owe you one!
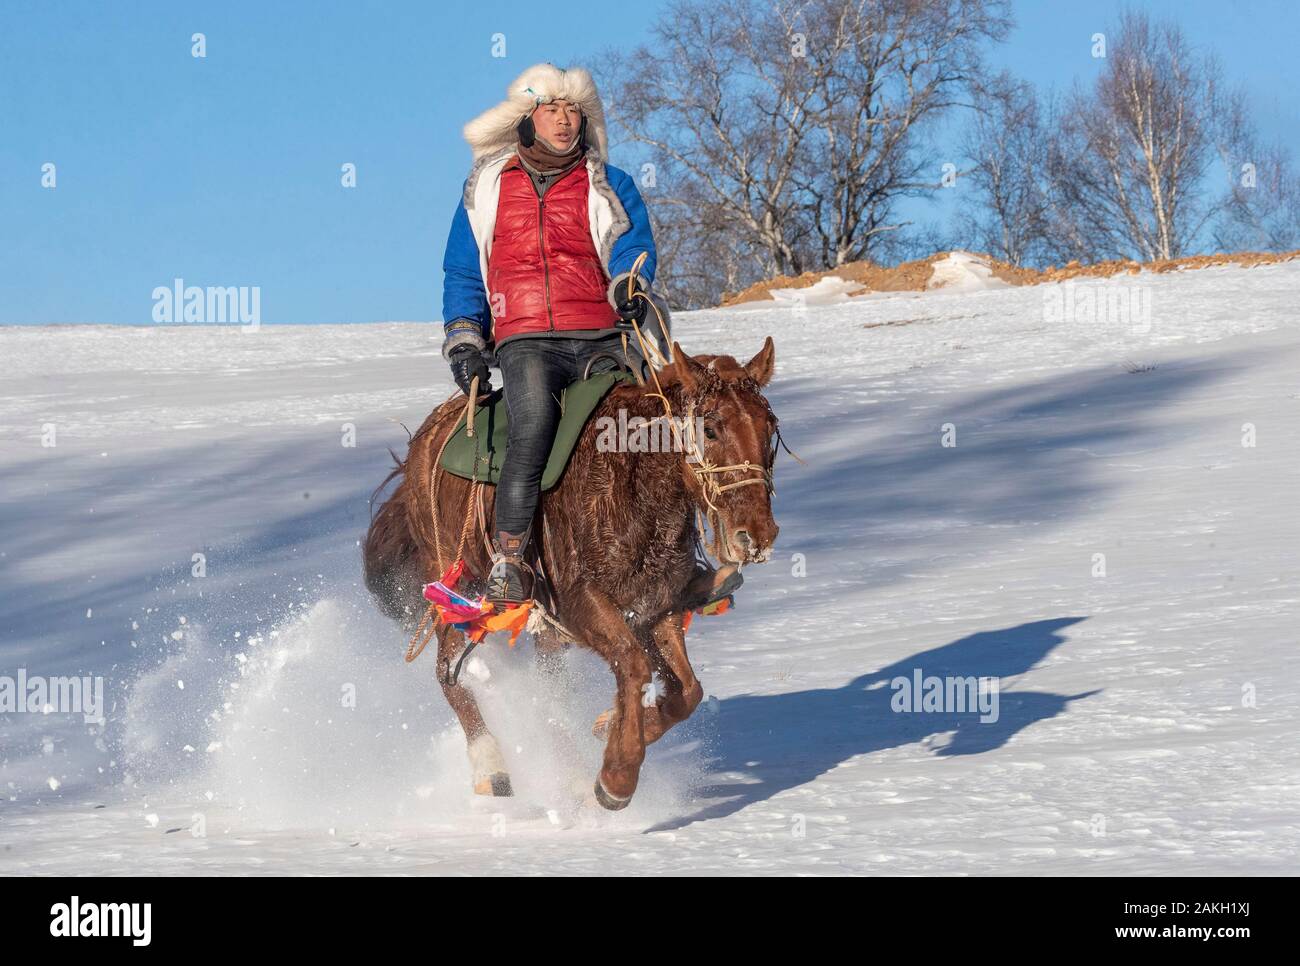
[468,733,508,780]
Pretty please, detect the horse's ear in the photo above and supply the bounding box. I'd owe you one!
[744,336,776,387]
[671,341,707,393]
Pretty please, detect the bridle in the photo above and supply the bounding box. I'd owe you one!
[619,250,799,563]
[680,395,779,564]
[680,392,777,515]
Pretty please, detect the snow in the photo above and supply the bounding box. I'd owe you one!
[767,275,866,305]
[926,250,1011,291]
[2,261,1299,875]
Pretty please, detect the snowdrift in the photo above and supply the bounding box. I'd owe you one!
[2,259,1298,874]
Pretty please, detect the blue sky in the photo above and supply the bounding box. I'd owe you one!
[2,0,1296,324]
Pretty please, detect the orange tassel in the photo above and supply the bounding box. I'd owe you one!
[469,600,534,646]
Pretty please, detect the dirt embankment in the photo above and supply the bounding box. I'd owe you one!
[719,249,1300,307]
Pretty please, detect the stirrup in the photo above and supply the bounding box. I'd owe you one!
[682,562,743,611]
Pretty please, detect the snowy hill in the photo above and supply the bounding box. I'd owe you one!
[2,261,1298,875]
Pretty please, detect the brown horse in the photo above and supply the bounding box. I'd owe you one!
[363,338,780,810]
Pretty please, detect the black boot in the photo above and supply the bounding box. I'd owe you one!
[486,526,535,606]
[681,561,743,611]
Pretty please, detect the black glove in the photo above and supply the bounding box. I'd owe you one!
[448,344,490,396]
[614,276,648,323]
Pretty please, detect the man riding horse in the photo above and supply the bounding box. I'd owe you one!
[440,62,737,609]
[366,63,781,806]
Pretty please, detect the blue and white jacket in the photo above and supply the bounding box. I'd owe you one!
[441,149,657,358]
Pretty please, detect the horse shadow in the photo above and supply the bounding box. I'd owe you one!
[649,616,1097,830]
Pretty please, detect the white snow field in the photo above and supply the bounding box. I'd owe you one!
[2,261,1298,876]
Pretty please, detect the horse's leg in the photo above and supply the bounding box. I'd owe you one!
[642,611,704,745]
[434,623,513,797]
[593,612,702,746]
[570,588,654,810]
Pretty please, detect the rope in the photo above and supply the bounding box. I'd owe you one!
[621,252,774,564]
[409,477,483,670]
[464,374,479,438]
[405,601,439,665]
[619,331,646,386]
[405,379,487,664]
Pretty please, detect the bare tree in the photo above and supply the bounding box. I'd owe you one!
[598,0,1009,307]
[956,71,1050,266]
[794,0,1010,267]
[1045,11,1242,262]
[645,178,770,305]
[1214,141,1300,252]
[601,0,814,291]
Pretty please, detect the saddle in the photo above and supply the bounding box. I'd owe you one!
[439,369,638,488]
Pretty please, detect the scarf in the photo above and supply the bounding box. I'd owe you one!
[517,133,585,175]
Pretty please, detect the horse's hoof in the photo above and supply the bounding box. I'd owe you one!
[592,709,614,738]
[593,779,632,811]
[473,773,514,797]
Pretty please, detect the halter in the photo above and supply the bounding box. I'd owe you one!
[619,251,785,562]
[680,396,775,513]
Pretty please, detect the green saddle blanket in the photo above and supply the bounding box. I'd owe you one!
[439,370,637,490]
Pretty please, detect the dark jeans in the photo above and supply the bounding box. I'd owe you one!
[493,332,645,535]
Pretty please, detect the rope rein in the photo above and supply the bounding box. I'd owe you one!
[621,251,777,561]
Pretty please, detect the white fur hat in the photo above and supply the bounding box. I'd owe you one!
[463,62,609,161]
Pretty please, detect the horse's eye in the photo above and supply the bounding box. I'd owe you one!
[703,425,718,441]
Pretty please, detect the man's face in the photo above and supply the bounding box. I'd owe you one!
[531,99,582,149]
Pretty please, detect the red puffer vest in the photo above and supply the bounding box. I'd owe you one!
[486,157,619,343]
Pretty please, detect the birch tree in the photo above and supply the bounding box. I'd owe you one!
[599,0,1009,306]
[1046,11,1241,262]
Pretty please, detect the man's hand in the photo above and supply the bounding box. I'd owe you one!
[448,344,490,396]
[613,275,648,323]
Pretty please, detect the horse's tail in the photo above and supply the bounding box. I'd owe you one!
[363,453,425,632]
